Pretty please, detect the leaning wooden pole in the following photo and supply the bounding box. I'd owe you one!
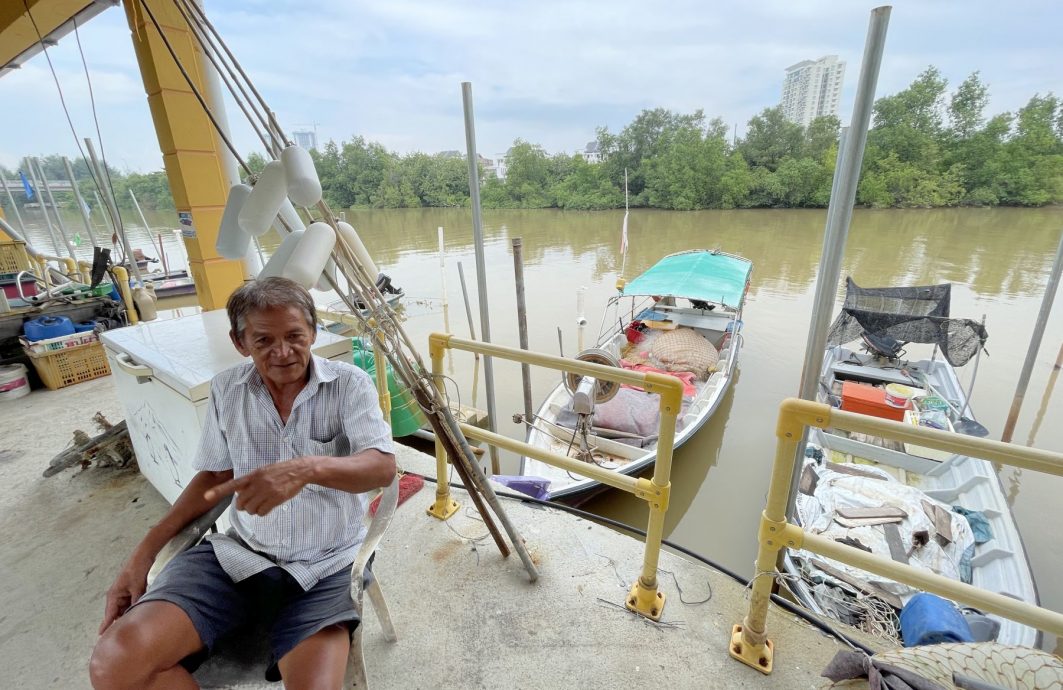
[1002,231,1063,443]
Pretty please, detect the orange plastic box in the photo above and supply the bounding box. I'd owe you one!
[840,380,907,422]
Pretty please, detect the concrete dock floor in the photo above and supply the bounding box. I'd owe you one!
[0,376,888,689]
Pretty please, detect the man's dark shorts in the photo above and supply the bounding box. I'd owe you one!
[134,542,359,682]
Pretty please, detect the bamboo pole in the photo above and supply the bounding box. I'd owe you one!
[23,158,63,257]
[1026,341,1063,447]
[512,238,533,475]
[1001,231,1063,443]
[0,174,28,237]
[33,157,79,265]
[457,261,482,413]
[63,157,98,249]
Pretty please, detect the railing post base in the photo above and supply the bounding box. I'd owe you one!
[625,578,666,621]
[427,495,460,521]
[729,624,773,674]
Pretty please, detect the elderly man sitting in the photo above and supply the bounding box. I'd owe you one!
[90,277,396,689]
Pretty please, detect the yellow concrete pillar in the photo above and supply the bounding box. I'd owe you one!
[123,0,244,310]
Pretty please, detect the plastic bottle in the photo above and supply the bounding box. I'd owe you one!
[238,160,287,237]
[258,230,304,280]
[335,221,379,281]
[282,222,336,289]
[281,145,322,207]
[216,183,253,259]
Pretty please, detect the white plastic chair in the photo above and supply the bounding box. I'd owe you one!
[146,474,401,688]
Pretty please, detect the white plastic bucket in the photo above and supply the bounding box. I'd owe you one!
[0,363,31,401]
[884,383,916,408]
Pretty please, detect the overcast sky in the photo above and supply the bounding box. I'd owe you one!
[2,0,1060,173]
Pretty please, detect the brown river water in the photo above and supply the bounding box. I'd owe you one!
[17,205,1063,650]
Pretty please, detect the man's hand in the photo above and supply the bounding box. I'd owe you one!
[99,553,153,634]
[204,458,311,516]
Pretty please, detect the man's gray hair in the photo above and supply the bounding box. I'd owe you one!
[227,277,317,339]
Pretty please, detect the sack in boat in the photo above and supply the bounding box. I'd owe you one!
[648,326,718,379]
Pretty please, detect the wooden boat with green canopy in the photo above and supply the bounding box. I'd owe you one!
[513,249,752,502]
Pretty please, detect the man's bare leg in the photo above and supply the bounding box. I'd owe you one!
[277,623,350,690]
[90,601,205,690]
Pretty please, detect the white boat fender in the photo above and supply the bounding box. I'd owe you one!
[215,183,253,259]
[271,198,306,236]
[281,145,322,207]
[239,160,287,238]
[335,221,379,281]
[258,229,304,280]
[282,222,336,290]
[315,257,339,292]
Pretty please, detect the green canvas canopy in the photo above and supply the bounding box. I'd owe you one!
[622,250,752,310]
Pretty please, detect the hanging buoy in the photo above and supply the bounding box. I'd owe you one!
[258,230,304,280]
[282,222,336,289]
[335,221,379,280]
[281,145,322,207]
[216,183,253,259]
[239,160,287,237]
[316,257,339,292]
[272,198,306,236]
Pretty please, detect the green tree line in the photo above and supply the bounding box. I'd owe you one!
[0,155,175,214]
[6,67,1060,216]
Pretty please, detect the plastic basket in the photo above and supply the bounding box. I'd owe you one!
[27,341,111,390]
[20,331,99,356]
[0,241,33,273]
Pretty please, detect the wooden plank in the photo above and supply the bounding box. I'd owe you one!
[837,506,907,520]
[921,499,953,545]
[834,515,904,528]
[799,464,819,495]
[883,523,909,565]
[824,461,886,481]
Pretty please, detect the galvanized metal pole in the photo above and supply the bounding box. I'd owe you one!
[33,157,79,264]
[1001,231,1063,444]
[0,174,28,237]
[787,5,892,520]
[461,81,500,475]
[24,158,63,257]
[512,237,533,475]
[85,138,143,284]
[63,157,97,249]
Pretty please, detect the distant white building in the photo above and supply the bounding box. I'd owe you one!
[578,141,602,164]
[780,55,846,127]
[494,150,511,180]
[292,129,318,151]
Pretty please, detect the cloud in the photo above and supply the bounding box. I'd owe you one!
[1,0,1060,172]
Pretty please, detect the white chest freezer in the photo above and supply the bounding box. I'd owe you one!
[100,309,352,505]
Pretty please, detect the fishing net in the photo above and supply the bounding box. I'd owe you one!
[826,278,988,367]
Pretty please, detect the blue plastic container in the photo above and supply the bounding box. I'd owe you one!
[74,321,97,333]
[23,316,76,342]
[899,593,974,646]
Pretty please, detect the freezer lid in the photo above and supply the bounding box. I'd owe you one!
[100,308,353,402]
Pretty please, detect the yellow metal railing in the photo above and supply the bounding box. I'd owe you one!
[732,398,1063,675]
[427,333,684,620]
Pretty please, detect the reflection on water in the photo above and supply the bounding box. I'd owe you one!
[16,204,1063,641]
